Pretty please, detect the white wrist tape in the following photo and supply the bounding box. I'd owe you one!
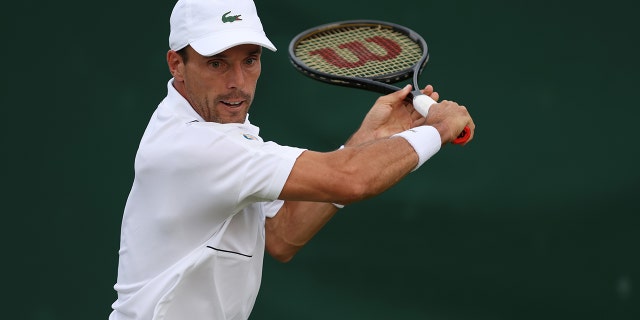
[392,126,442,171]
[333,145,346,208]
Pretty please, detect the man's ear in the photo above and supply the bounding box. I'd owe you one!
[167,50,184,81]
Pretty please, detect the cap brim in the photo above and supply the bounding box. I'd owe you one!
[190,29,277,57]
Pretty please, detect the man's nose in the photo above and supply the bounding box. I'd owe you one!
[226,64,245,89]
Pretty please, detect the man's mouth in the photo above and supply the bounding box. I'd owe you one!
[217,91,251,110]
[221,100,244,108]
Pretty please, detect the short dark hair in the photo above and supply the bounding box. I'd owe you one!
[176,46,189,64]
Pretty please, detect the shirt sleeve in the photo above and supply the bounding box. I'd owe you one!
[262,200,284,218]
[237,141,305,204]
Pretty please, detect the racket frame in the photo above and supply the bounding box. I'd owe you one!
[288,19,429,97]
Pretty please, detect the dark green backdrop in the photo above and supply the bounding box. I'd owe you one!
[4,0,638,319]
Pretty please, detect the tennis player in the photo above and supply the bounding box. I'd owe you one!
[109,0,475,319]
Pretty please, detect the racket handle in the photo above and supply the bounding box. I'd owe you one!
[452,126,471,144]
[412,93,471,145]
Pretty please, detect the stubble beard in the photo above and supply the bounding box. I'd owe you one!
[189,89,253,124]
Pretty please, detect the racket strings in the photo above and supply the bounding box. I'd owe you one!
[294,26,423,79]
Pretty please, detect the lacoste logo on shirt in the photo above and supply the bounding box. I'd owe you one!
[222,11,242,23]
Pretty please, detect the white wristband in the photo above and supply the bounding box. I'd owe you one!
[333,145,346,208]
[392,126,442,171]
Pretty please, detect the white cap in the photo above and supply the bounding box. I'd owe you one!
[169,0,276,56]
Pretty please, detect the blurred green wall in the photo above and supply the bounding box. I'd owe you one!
[3,0,638,319]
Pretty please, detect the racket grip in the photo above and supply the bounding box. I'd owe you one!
[412,94,437,118]
[412,94,471,145]
[452,126,471,144]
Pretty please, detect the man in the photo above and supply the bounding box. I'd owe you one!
[110,0,475,319]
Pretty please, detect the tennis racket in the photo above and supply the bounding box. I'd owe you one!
[288,20,470,144]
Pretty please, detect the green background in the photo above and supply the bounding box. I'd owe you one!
[4,0,638,319]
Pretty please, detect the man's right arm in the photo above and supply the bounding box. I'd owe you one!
[278,85,474,205]
[279,136,420,205]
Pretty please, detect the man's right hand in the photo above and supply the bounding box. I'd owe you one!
[425,100,475,145]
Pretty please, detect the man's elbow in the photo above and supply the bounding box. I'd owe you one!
[266,242,299,263]
[270,252,295,263]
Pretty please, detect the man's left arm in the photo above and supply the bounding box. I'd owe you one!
[265,201,339,262]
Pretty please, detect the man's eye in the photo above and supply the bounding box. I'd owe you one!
[210,61,221,68]
[246,58,257,65]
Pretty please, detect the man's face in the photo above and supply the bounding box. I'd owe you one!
[174,44,262,123]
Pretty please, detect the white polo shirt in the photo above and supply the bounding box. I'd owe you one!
[110,79,306,320]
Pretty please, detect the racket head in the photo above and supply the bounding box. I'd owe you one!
[288,20,429,94]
